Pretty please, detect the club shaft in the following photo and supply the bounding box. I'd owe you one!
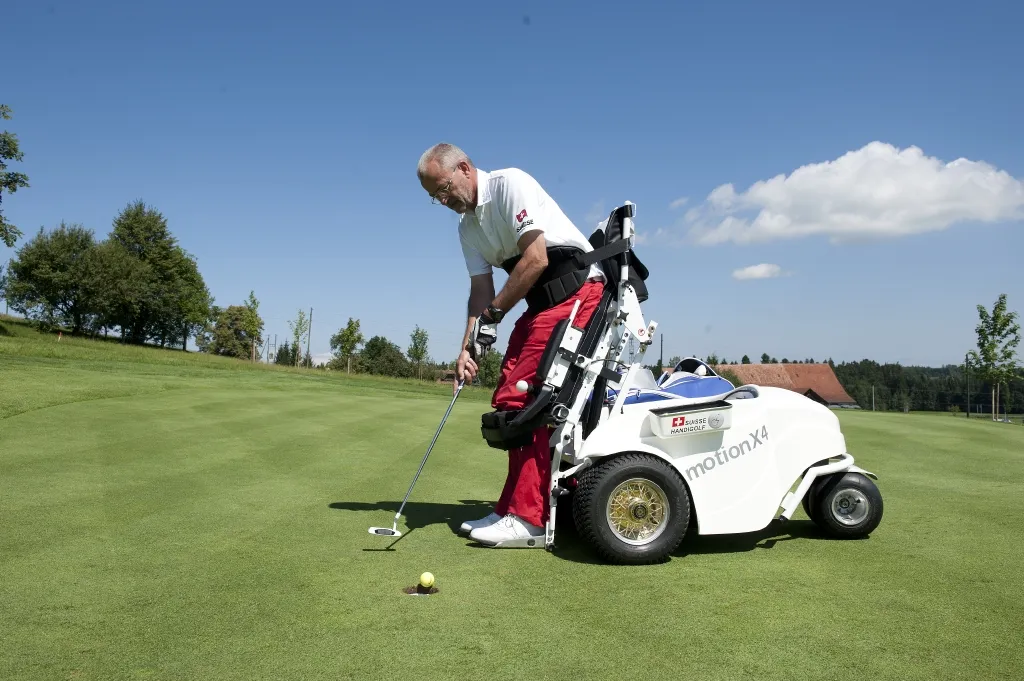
[394,381,464,521]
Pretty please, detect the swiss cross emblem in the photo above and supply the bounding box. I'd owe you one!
[516,209,528,223]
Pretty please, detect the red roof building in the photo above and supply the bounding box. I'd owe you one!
[712,363,859,408]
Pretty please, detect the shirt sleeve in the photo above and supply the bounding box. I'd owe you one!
[460,232,492,277]
[494,170,544,242]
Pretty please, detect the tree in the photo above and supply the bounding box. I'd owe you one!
[329,317,364,371]
[288,308,310,367]
[170,251,213,351]
[88,239,154,341]
[0,105,30,249]
[275,340,296,366]
[106,199,210,346]
[144,246,212,350]
[970,294,1021,420]
[241,291,264,360]
[196,305,261,359]
[359,335,412,377]
[477,350,504,387]
[4,223,100,333]
[741,355,751,364]
[760,353,770,364]
[666,355,682,368]
[407,325,429,378]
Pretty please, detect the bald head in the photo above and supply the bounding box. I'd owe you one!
[417,143,472,180]
[417,143,478,214]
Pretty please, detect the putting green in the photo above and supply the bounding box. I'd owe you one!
[2,324,1022,679]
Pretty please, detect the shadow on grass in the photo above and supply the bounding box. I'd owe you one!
[680,518,835,555]
[329,499,496,536]
[545,517,838,565]
[331,497,838,563]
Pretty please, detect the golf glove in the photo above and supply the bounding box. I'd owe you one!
[467,312,498,360]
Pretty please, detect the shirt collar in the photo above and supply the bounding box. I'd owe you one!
[474,168,491,215]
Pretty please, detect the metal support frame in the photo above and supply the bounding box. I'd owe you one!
[776,453,856,520]
[531,202,662,551]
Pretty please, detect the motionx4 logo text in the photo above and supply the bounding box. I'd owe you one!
[684,425,769,481]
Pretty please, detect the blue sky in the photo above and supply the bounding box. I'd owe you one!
[3,0,1022,368]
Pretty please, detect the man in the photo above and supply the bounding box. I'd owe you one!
[416,143,606,546]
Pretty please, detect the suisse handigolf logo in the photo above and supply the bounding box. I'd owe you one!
[515,208,533,232]
[668,411,726,435]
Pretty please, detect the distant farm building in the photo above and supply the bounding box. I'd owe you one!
[662,362,859,409]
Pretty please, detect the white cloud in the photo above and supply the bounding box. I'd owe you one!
[669,197,689,209]
[683,142,1024,245]
[584,200,606,226]
[732,263,785,280]
[634,227,669,246]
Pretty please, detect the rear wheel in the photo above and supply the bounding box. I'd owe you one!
[813,472,883,538]
[572,453,690,564]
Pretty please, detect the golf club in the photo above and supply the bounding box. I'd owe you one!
[368,378,466,537]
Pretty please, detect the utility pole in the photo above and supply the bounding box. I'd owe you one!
[965,352,971,418]
[306,307,313,367]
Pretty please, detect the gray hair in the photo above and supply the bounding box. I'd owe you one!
[417,143,472,178]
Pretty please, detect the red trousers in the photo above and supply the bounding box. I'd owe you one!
[491,281,606,527]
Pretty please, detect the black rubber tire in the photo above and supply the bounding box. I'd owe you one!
[813,472,883,538]
[801,473,829,522]
[572,453,691,564]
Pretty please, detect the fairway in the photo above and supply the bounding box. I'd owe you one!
[2,326,1023,680]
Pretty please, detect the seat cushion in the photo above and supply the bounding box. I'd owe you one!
[608,374,735,405]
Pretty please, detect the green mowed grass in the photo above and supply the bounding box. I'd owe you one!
[2,319,1023,679]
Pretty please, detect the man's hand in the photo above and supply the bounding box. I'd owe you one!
[455,349,479,392]
[466,312,498,360]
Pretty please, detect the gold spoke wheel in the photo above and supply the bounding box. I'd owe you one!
[605,478,670,546]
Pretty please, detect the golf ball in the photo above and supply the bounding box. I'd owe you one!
[515,380,529,393]
[419,572,434,588]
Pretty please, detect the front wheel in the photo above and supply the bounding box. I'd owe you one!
[813,472,883,538]
[572,453,691,564]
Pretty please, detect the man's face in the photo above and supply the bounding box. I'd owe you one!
[421,160,475,214]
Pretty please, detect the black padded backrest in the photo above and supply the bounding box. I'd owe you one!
[589,206,649,302]
[535,318,570,382]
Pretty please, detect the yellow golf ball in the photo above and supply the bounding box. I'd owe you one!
[419,572,435,588]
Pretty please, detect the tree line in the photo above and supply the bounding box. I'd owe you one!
[283,316,505,388]
[3,204,213,349]
[833,294,1021,417]
[642,295,1021,417]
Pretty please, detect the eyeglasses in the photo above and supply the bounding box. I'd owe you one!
[430,170,455,205]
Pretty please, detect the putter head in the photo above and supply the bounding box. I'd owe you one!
[368,527,401,537]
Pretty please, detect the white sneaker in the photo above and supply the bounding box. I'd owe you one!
[469,514,544,546]
[459,512,500,534]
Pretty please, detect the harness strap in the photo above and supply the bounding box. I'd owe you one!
[500,239,632,311]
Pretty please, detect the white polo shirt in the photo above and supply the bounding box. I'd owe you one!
[459,168,604,281]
